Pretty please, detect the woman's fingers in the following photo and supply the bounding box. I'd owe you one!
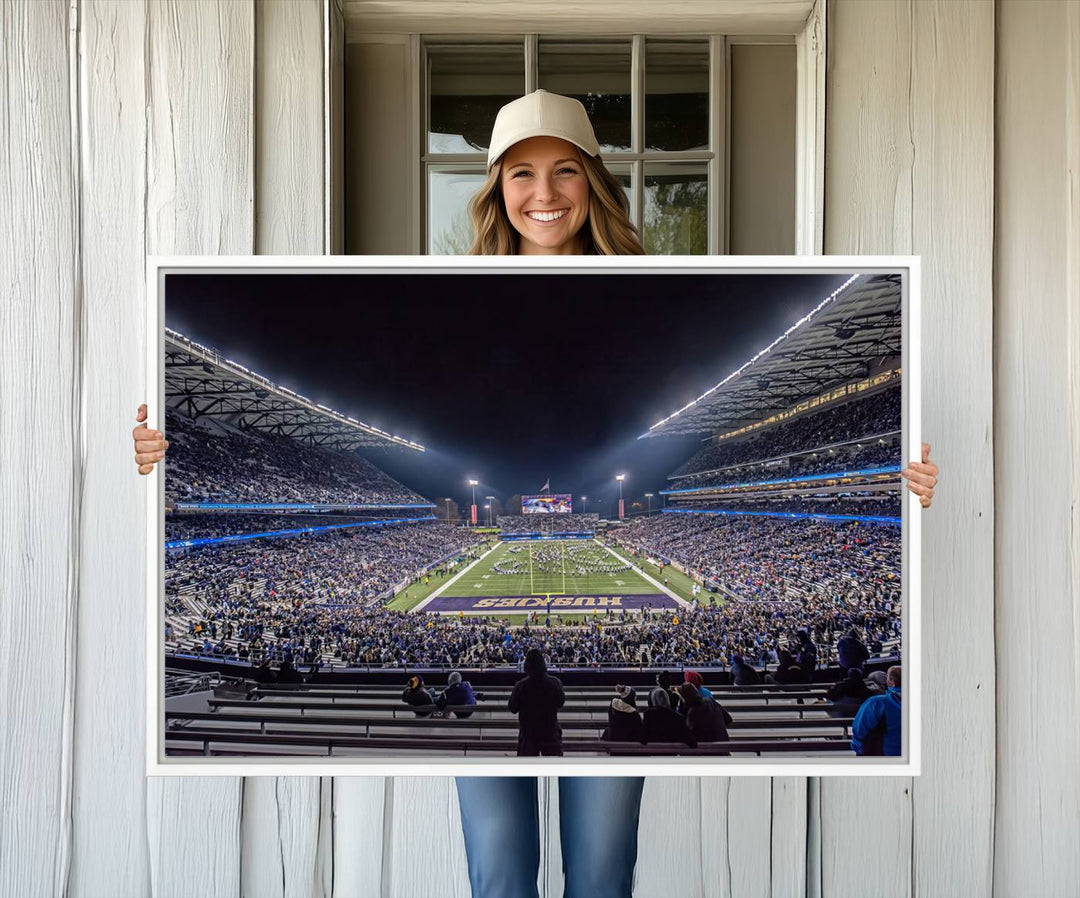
[138,463,154,475]
[901,467,936,488]
[136,403,148,423]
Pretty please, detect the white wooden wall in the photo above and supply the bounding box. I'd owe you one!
[1,1,1077,896]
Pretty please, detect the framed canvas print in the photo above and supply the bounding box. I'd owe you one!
[146,255,920,776]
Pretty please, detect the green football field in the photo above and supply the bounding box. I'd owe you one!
[443,539,661,598]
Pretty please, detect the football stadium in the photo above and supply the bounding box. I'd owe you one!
[162,271,904,760]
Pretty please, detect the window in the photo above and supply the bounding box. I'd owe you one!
[423,36,730,255]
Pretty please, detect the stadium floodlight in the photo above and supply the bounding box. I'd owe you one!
[615,475,626,520]
[645,492,654,516]
[467,479,479,526]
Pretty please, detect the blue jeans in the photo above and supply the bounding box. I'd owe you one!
[455,776,646,898]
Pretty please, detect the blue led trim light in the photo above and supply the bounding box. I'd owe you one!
[660,465,901,495]
[661,508,900,525]
[165,515,437,550]
[173,502,436,511]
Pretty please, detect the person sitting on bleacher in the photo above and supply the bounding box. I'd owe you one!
[402,675,436,718]
[765,649,805,685]
[602,686,645,743]
[825,668,875,718]
[642,688,697,748]
[677,683,732,745]
[729,654,761,686]
[796,631,818,680]
[275,659,303,688]
[682,670,714,700]
[252,658,276,685]
[837,628,870,672]
[436,671,478,719]
[851,665,903,756]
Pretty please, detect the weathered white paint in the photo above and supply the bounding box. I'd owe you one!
[822,3,996,897]
[994,1,1080,894]
[0,2,77,896]
[70,2,152,896]
[144,2,253,896]
[3,1,1078,896]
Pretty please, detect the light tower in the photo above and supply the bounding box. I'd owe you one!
[645,492,654,516]
[485,496,494,527]
[468,478,479,527]
[616,474,626,520]
[580,495,587,515]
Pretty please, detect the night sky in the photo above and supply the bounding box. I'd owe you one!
[166,272,852,517]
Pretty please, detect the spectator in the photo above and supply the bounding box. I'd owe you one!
[765,649,806,685]
[436,670,478,719]
[603,685,645,743]
[642,687,697,748]
[252,658,276,685]
[837,628,870,672]
[796,631,818,679]
[677,682,732,745]
[730,654,761,686]
[825,667,875,718]
[683,670,714,699]
[851,665,902,756]
[508,648,565,756]
[276,659,303,687]
[402,675,436,718]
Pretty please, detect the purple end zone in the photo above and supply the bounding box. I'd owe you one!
[421,593,679,613]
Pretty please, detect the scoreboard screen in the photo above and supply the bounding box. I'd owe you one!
[522,494,572,514]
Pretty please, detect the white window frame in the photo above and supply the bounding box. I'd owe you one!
[392,1,826,256]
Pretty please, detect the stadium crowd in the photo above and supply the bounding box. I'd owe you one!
[669,385,900,479]
[164,411,427,505]
[670,440,899,491]
[666,496,901,517]
[165,511,434,542]
[614,512,900,603]
[165,521,484,608]
[497,513,600,534]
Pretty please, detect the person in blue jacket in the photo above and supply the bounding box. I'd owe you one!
[851,665,903,756]
[436,670,479,718]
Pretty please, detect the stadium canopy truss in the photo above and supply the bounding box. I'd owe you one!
[640,273,902,438]
[164,328,425,453]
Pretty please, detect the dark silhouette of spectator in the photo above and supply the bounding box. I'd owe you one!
[276,659,303,688]
[826,668,875,718]
[508,648,565,756]
[677,682,732,745]
[837,628,870,672]
[252,659,276,685]
[852,665,902,756]
[643,688,698,748]
[730,654,761,686]
[402,675,436,718]
[436,670,478,719]
[796,631,818,679]
[765,649,806,685]
[602,685,645,743]
[683,670,714,699]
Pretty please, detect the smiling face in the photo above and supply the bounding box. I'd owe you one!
[499,136,591,255]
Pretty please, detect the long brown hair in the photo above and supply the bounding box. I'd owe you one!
[468,151,645,255]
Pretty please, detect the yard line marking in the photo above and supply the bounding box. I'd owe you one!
[594,539,692,608]
[412,542,500,612]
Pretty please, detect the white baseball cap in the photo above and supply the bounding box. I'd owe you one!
[486,90,601,169]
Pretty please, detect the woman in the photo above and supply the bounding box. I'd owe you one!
[133,90,939,898]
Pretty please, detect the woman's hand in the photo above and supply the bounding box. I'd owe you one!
[133,403,169,474]
[902,442,938,508]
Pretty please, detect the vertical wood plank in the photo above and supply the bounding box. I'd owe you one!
[70,1,153,895]
[0,1,77,895]
[824,3,997,897]
[771,777,809,898]
[822,3,915,894]
[145,2,254,895]
[634,778,706,898]
[383,777,471,898]
[254,0,324,255]
[333,777,387,897]
[993,2,1080,894]
[908,3,995,896]
[243,2,329,896]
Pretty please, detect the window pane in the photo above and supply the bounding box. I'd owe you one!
[645,40,709,152]
[428,44,524,154]
[538,40,632,153]
[428,167,487,254]
[643,163,707,254]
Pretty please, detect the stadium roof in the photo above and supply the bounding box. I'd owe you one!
[639,273,902,438]
[164,328,425,452]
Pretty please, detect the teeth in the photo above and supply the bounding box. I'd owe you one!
[527,209,567,222]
